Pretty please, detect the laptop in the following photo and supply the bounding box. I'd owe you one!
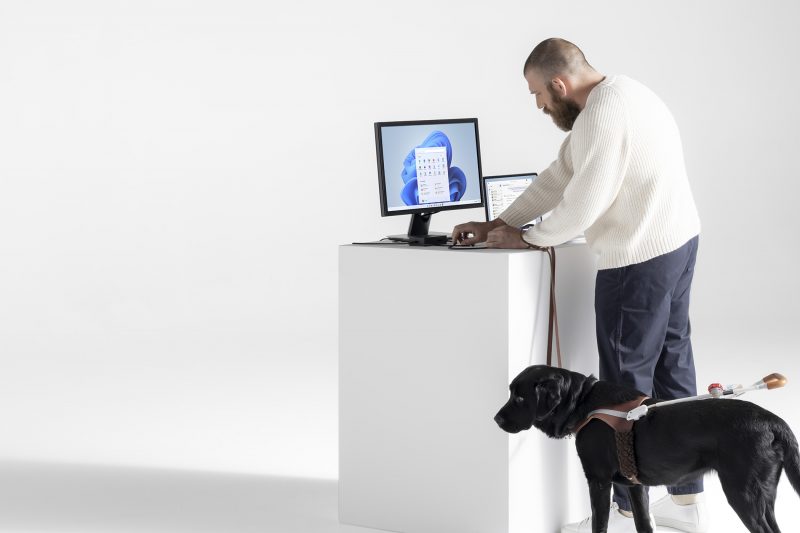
[483,172,541,226]
[452,172,540,248]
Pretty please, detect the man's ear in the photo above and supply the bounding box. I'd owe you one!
[534,377,563,421]
[550,77,568,98]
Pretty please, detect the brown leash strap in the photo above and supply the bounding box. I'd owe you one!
[523,242,561,368]
[544,246,562,368]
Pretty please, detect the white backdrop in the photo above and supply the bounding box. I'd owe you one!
[1,0,799,504]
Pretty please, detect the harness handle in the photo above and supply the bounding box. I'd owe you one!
[763,373,788,390]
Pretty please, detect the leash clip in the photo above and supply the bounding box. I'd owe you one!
[626,405,649,421]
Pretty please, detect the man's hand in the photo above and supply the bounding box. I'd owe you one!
[452,220,501,245]
[486,225,533,249]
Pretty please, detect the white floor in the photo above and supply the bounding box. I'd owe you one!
[3,460,792,533]
[0,461,371,533]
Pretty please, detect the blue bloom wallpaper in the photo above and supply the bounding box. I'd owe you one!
[399,131,466,206]
[380,122,481,212]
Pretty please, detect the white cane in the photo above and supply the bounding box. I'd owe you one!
[626,373,788,421]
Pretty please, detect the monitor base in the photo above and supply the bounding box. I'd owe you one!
[388,232,449,246]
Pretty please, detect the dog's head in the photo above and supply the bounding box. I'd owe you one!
[494,365,595,438]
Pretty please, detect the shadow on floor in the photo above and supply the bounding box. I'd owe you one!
[0,460,380,533]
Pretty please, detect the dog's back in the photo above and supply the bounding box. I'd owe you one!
[629,398,800,493]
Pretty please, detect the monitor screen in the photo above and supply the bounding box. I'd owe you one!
[375,118,483,216]
[483,173,539,224]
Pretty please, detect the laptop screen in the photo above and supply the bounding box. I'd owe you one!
[483,173,539,224]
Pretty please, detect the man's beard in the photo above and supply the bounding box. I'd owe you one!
[544,87,581,132]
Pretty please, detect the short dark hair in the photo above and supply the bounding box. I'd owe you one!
[523,38,592,78]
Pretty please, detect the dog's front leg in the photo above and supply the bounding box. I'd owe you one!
[587,479,612,533]
[627,485,652,533]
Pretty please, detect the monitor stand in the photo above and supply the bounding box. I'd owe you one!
[389,212,449,245]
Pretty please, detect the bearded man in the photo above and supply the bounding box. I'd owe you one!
[452,38,706,533]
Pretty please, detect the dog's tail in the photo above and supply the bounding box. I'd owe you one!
[780,423,800,497]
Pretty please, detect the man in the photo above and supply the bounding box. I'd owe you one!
[453,38,706,533]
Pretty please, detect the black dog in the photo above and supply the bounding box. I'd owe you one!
[494,365,800,533]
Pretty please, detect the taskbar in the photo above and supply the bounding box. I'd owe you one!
[387,199,481,212]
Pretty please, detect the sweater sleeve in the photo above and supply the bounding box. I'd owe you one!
[497,134,573,228]
[521,87,632,247]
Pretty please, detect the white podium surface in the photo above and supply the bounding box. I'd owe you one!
[339,243,599,533]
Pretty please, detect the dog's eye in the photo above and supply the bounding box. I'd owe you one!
[515,396,525,405]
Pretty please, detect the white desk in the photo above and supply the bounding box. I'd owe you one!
[339,243,599,533]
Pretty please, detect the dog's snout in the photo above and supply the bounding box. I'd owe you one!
[494,413,505,426]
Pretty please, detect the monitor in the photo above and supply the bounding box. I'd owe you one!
[483,173,541,226]
[374,118,483,244]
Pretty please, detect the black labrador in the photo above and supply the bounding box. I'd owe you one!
[494,365,800,533]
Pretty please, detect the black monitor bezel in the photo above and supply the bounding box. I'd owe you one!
[482,172,539,222]
[374,117,484,217]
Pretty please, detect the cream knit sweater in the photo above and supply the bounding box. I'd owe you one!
[499,75,700,269]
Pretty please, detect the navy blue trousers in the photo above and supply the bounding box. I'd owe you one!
[595,236,703,511]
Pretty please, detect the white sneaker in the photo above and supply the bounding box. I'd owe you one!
[561,502,656,532]
[650,494,708,533]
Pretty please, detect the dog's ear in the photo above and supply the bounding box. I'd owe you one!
[533,376,563,421]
